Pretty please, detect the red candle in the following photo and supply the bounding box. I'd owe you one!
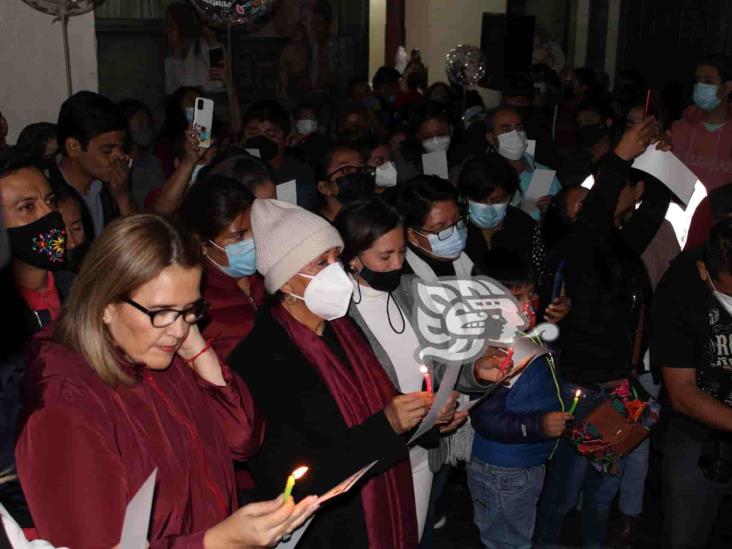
[498,348,514,375]
[419,365,433,394]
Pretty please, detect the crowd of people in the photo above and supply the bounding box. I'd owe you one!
[3,2,732,548]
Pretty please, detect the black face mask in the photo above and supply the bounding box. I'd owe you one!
[577,123,607,147]
[65,239,91,272]
[8,211,66,271]
[359,264,403,293]
[335,171,376,205]
[244,135,279,162]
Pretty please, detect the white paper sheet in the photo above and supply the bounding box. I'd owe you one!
[631,147,697,206]
[276,179,298,205]
[408,365,461,444]
[317,461,378,504]
[119,469,157,549]
[520,169,556,215]
[527,139,536,158]
[245,148,261,158]
[422,151,449,179]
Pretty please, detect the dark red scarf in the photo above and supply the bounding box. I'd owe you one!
[271,304,418,549]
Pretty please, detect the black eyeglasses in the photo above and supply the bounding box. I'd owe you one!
[122,298,208,328]
[414,218,466,241]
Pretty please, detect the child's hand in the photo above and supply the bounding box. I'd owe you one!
[543,411,572,437]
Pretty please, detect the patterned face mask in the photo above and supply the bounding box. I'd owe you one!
[7,211,66,271]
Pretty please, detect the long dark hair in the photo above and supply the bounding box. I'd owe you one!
[334,196,403,269]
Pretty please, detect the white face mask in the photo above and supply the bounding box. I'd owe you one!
[291,262,354,321]
[422,136,451,153]
[190,163,206,186]
[375,161,398,187]
[296,119,318,135]
[497,130,528,161]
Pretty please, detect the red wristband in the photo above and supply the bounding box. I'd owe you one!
[184,339,213,366]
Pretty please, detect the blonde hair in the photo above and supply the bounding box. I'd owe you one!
[56,214,202,387]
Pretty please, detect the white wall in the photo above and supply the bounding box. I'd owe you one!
[405,0,507,85]
[368,0,387,82]
[0,2,98,143]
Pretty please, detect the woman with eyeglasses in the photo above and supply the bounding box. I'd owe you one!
[16,214,317,548]
[228,199,432,548]
[316,142,376,222]
[458,152,550,287]
[179,174,265,359]
[395,175,473,280]
[335,196,508,540]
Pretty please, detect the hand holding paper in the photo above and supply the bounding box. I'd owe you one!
[277,462,378,548]
[205,493,319,549]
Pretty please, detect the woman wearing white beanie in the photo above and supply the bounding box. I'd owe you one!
[228,199,431,549]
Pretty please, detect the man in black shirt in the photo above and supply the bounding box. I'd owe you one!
[653,222,732,548]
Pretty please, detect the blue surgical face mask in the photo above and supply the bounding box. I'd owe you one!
[469,200,508,229]
[208,238,257,278]
[416,220,468,259]
[693,83,721,112]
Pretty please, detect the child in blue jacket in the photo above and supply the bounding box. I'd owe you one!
[468,249,570,549]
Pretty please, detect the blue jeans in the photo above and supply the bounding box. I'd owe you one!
[467,457,545,549]
[534,388,625,549]
[618,438,649,516]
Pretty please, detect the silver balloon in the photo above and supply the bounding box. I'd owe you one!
[20,0,99,17]
[445,44,487,87]
[192,0,277,26]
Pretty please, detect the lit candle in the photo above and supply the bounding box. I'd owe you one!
[419,365,433,394]
[568,389,582,415]
[283,466,309,500]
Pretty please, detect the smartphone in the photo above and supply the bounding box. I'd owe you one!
[208,47,224,68]
[193,97,214,149]
[550,260,566,302]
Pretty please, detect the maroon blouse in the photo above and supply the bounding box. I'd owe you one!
[16,328,262,549]
[201,266,266,359]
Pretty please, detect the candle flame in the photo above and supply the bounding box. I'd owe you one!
[575,389,582,398]
[419,365,429,374]
[292,466,309,480]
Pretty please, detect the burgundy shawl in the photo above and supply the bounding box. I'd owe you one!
[271,304,418,548]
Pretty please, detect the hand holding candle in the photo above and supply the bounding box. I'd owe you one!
[419,365,433,394]
[568,389,583,416]
[283,466,309,501]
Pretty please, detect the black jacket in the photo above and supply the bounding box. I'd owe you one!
[228,307,410,549]
[552,153,671,385]
[45,161,119,240]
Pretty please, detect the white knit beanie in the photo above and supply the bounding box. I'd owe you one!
[252,199,344,293]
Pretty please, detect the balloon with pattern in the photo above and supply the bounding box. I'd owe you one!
[445,44,487,87]
[191,0,277,26]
